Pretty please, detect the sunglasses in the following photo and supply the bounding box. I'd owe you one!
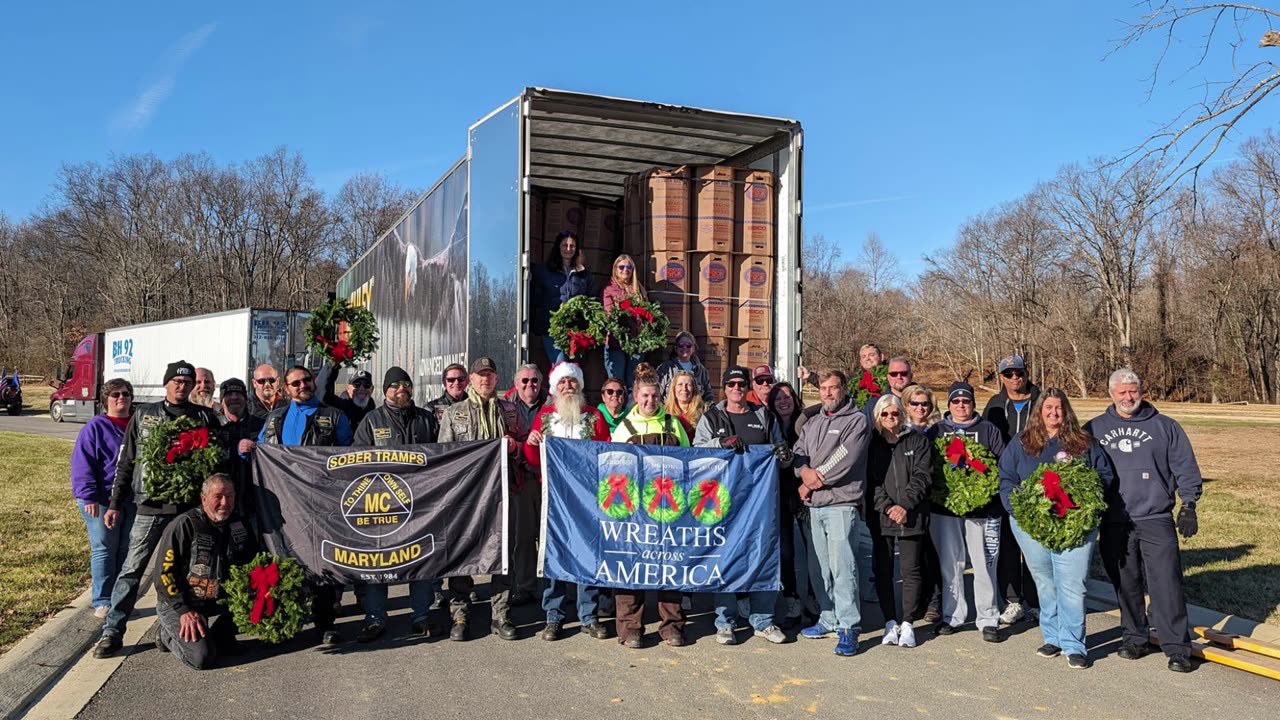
[616,263,634,271]
[908,400,931,408]
[602,388,625,396]
[254,378,278,385]
[949,397,973,405]
[109,391,132,399]
[880,411,901,418]
[388,381,413,390]
[351,381,372,388]
[444,376,467,384]
[726,381,748,389]
[754,377,774,385]
[1002,370,1026,379]
[888,371,910,378]
[519,378,540,386]
[677,343,693,349]
[288,377,314,387]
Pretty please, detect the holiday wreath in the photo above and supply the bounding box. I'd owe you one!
[848,363,889,408]
[549,295,608,359]
[605,295,671,357]
[930,435,1000,515]
[305,298,379,367]
[140,416,226,505]
[1010,455,1107,551]
[220,552,308,643]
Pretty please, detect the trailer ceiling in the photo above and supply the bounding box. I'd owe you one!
[525,88,799,200]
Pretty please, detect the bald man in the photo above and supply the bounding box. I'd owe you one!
[247,364,284,420]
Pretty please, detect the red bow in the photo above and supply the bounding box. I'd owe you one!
[165,427,209,463]
[567,331,596,357]
[693,479,722,517]
[1042,470,1077,519]
[315,334,354,363]
[647,476,678,513]
[620,299,654,323]
[944,436,988,473]
[858,370,881,395]
[248,562,279,624]
[602,474,634,511]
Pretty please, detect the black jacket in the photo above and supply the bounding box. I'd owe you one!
[154,507,256,615]
[867,429,932,537]
[247,392,287,421]
[982,383,1041,444]
[261,404,348,447]
[427,392,465,423]
[215,410,264,518]
[317,362,375,429]
[353,403,438,446]
[109,400,224,516]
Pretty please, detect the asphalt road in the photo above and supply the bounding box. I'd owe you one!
[65,589,1276,720]
[0,412,85,441]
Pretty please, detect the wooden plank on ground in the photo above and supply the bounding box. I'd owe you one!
[1196,626,1280,661]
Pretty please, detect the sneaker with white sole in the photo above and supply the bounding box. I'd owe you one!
[755,625,787,644]
[94,606,109,619]
[897,622,916,648]
[999,602,1024,626]
[715,626,737,645]
[881,620,900,646]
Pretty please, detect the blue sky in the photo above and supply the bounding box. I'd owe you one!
[1,1,1274,276]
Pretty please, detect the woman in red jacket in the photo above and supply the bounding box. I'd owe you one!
[600,254,646,391]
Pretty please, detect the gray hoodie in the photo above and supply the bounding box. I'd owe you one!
[792,396,871,508]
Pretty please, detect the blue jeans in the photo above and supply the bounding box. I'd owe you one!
[714,591,779,632]
[541,335,567,366]
[362,579,440,625]
[79,499,130,609]
[1011,518,1096,657]
[542,580,601,625]
[807,506,862,632]
[603,349,639,390]
[103,512,173,637]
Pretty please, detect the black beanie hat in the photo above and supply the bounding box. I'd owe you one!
[947,381,975,403]
[383,366,412,393]
[164,360,195,385]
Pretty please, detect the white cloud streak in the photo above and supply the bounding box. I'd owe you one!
[807,195,916,212]
[112,22,218,134]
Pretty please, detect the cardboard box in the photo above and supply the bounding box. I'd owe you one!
[693,252,733,299]
[641,167,692,252]
[689,297,731,336]
[734,169,775,255]
[733,298,773,339]
[544,194,584,244]
[699,336,730,395]
[582,201,620,252]
[647,252,690,295]
[649,291,689,337]
[734,255,774,302]
[694,165,735,252]
[730,338,771,369]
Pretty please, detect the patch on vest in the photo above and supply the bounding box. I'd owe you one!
[315,415,334,430]
[373,427,392,440]
[141,415,163,428]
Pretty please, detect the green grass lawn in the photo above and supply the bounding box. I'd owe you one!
[0,431,88,654]
[1180,475,1280,625]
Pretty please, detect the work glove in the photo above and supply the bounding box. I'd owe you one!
[771,442,794,465]
[720,435,746,453]
[1176,504,1198,539]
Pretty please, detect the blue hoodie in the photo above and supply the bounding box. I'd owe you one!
[1084,402,1202,523]
[928,414,1007,518]
[998,434,1116,515]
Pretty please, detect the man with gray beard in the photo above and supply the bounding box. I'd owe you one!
[192,368,217,407]
[524,362,612,640]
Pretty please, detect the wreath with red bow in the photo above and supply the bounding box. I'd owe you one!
[220,552,308,644]
[605,295,670,357]
[1010,457,1107,551]
[305,298,380,367]
[140,416,226,505]
[549,295,608,359]
[930,434,1001,515]
[848,363,889,408]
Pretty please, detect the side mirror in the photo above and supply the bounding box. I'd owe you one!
[55,367,63,382]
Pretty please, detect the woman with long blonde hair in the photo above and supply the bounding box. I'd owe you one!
[601,253,647,389]
[663,370,705,437]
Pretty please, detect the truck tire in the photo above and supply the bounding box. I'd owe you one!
[6,405,18,416]
[50,401,63,422]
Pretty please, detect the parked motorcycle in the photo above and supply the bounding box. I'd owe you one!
[0,370,21,416]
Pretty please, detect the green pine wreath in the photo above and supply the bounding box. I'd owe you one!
[1010,458,1107,551]
[606,295,671,357]
[219,552,309,644]
[849,364,889,408]
[140,416,226,505]
[689,479,731,525]
[305,298,380,367]
[642,475,686,523]
[930,435,1001,515]
[549,295,608,359]
[597,473,640,519]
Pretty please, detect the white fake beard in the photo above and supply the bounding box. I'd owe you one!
[553,391,585,429]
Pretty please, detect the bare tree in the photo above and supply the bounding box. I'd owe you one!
[330,173,420,267]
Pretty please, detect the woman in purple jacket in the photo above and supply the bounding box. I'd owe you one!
[71,378,134,616]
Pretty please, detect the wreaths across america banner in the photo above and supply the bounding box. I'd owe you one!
[252,441,508,585]
[539,437,780,593]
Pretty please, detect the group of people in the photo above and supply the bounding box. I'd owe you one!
[70,338,1203,674]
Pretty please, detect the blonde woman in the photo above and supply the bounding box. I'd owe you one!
[664,370,706,437]
[902,384,941,431]
[601,254,647,388]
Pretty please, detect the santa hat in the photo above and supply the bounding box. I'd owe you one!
[547,362,584,396]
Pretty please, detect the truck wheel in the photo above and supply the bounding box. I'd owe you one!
[6,405,19,416]
[50,401,63,422]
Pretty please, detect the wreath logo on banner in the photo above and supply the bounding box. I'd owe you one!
[141,416,225,505]
[220,552,308,644]
[848,363,889,408]
[606,295,671,357]
[305,298,379,367]
[689,478,731,525]
[597,473,640,519]
[642,475,686,523]
[549,296,608,359]
[1010,455,1107,551]
[930,435,1000,515]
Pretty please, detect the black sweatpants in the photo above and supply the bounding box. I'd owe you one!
[1099,516,1190,657]
[998,513,1039,609]
[869,522,928,624]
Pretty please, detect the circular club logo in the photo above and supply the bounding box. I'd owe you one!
[662,262,686,283]
[745,266,768,286]
[341,472,413,538]
[703,263,728,282]
[747,183,769,202]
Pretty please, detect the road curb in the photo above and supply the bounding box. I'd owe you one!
[1084,578,1280,645]
[0,589,100,720]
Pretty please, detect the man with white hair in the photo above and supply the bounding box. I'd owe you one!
[1085,368,1203,674]
[524,362,612,641]
[192,368,216,407]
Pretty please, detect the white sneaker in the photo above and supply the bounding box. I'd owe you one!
[999,602,1024,626]
[94,606,109,619]
[737,598,751,620]
[785,597,803,620]
[897,622,916,648]
[881,620,900,645]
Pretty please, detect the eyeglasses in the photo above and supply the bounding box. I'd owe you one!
[908,400,930,408]
[444,376,467,384]
[1002,370,1026,379]
[388,381,412,390]
[602,388,625,396]
[519,378,540,386]
[676,342,693,349]
[616,264,634,271]
[109,391,132,399]
[254,378,278,385]
[888,371,910,378]
[880,411,901,418]
[726,381,748,389]
[754,377,774,385]
[287,377,314,387]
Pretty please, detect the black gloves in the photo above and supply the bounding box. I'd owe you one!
[721,435,747,453]
[772,443,794,465]
[1176,504,1198,539]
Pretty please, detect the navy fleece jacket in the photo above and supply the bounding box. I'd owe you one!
[1084,402,1203,523]
[928,415,1006,518]
[998,435,1116,516]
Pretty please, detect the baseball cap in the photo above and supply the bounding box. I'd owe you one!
[997,355,1026,373]
[752,364,775,380]
[723,366,751,384]
[470,357,498,374]
[219,378,248,397]
[349,370,373,386]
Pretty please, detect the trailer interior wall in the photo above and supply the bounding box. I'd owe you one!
[511,88,803,378]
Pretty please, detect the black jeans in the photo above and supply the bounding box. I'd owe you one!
[1100,516,1190,657]
[780,508,799,599]
[869,521,928,624]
